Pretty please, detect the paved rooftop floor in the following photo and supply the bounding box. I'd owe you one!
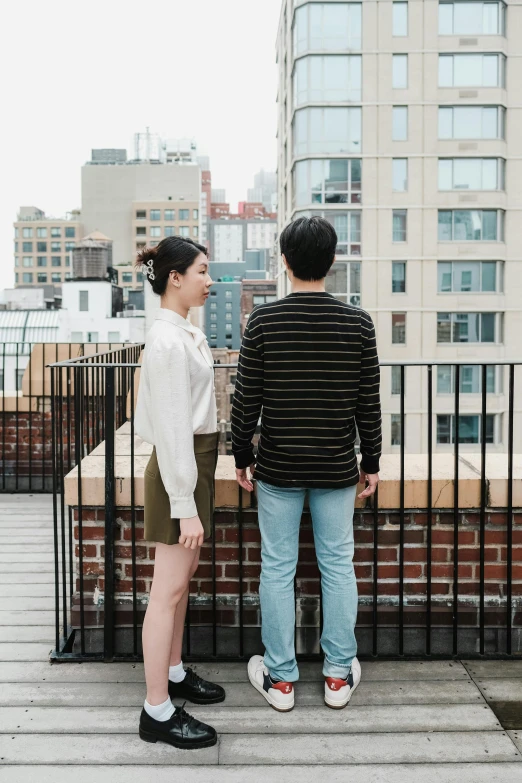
[0,494,521,781]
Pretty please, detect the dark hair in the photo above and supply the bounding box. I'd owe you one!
[279,216,337,281]
[135,235,208,295]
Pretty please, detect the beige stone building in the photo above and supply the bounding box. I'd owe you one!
[14,207,83,292]
[276,0,522,453]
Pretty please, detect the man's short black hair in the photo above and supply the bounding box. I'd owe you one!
[279,216,337,281]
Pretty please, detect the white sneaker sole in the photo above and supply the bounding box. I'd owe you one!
[324,678,360,709]
[247,665,295,712]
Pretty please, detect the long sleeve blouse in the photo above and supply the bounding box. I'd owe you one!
[134,308,218,519]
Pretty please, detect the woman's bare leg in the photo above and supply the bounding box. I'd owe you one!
[142,542,198,706]
[169,549,200,667]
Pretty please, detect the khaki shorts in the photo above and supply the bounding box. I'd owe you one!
[143,432,219,545]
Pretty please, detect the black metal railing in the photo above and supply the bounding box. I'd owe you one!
[0,342,131,492]
[46,351,521,662]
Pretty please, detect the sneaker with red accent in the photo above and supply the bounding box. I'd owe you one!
[247,655,294,712]
[324,657,361,709]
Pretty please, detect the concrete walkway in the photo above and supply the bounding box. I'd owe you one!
[0,494,521,782]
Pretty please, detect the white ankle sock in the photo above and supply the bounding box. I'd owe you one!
[169,661,187,683]
[144,696,175,722]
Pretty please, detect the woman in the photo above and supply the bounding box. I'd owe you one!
[134,236,225,750]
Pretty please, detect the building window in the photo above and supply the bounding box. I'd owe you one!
[51,227,61,237]
[136,210,146,219]
[437,365,498,394]
[65,242,75,251]
[438,158,504,191]
[293,159,362,206]
[439,54,506,88]
[51,256,61,267]
[437,414,496,445]
[438,261,501,293]
[439,106,505,140]
[70,331,83,342]
[439,2,506,36]
[150,210,161,221]
[293,55,362,107]
[392,159,408,192]
[150,227,161,237]
[326,261,361,305]
[14,242,18,252]
[393,210,407,242]
[14,228,19,238]
[22,273,33,283]
[392,261,406,293]
[51,273,61,283]
[14,273,18,283]
[210,313,217,321]
[226,303,232,310]
[22,257,33,267]
[393,2,408,36]
[438,210,504,241]
[391,365,404,395]
[22,228,33,238]
[294,210,361,255]
[65,257,70,267]
[226,313,232,321]
[293,2,362,54]
[437,312,501,343]
[392,54,408,88]
[193,209,199,220]
[392,312,406,343]
[87,332,99,343]
[37,242,47,252]
[193,226,199,237]
[225,290,232,298]
[51,242,61,252]
[37,257,47,267]
[293,107,362,156]
[14,257,19,267]
[37,273,47,283]
[392,107,408,141]
[165,226,175,236]
[108,331,120,342]
[391,414,403,446]
[164,209,175,220]
[180,226,190,237]
[36,227,47,238]
[122,273,133,283]
[136,242,146,250]
[79,291,89,312]
[211,303,217,310]
[179,209,190,220]
[65,227,75,238]
[136,226,146,235]
[22,242,33,252]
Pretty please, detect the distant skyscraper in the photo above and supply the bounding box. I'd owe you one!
[248,169,277,212]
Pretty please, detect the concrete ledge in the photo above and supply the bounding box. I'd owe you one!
[63,422,522,510]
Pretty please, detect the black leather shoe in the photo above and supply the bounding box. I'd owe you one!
[139,702,217,750]
[168,667,226,704]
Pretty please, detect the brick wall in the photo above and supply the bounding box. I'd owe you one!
[0,410,54,486]
[70,505,522,640]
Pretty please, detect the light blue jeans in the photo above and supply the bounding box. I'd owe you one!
[256,479,358,682]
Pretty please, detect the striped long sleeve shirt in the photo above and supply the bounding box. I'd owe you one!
[231,291,382,488]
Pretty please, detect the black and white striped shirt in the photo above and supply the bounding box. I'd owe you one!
[231,291,381,488]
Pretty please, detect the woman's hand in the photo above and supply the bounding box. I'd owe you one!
[179,516,205,549]
[236,463,256,492]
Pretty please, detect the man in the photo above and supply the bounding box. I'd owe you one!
[231,216,381,711]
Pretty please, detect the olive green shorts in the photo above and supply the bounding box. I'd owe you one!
[143,432,219,545]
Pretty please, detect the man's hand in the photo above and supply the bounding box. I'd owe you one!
[236,463,256,492]
[358,470,379,499]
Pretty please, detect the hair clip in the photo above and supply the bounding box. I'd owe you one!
[145,258,155,281]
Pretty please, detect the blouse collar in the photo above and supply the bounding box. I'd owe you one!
[155,308,213,368]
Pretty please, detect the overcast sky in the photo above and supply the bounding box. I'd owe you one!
[0,0,282,289]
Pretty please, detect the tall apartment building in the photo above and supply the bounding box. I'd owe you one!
[13,207,83,293]
[248,169,278,212]
[276,0,522,453]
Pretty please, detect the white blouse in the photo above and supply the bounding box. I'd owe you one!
[134,308,218,519]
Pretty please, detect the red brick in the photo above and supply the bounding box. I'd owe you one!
[75,544,97,558]
[122,527,145,541]
[405,547,448,562]
[126,563,154,578]
[459,547,499,562]
[431,564,473,579]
